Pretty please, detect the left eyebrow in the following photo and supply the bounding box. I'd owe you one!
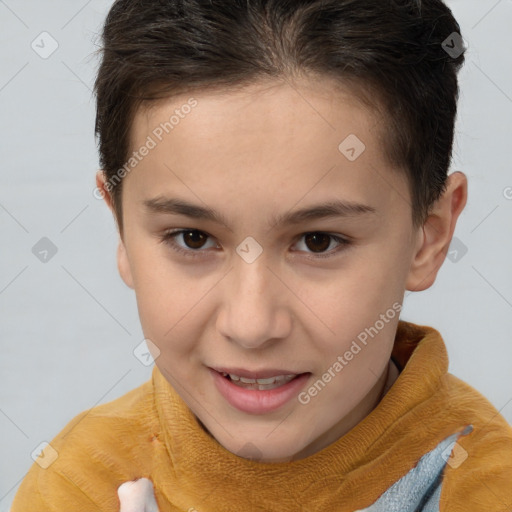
[270,200,377,227]
[142,196,377,229]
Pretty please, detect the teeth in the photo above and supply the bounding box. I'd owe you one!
[220,371,298,390]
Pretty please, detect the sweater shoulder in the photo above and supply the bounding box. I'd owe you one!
[50,375,157,455]
[442,372,512,436]
[11,377,159,512]
[439,373,512,510]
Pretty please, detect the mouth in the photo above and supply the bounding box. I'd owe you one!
[209,367,312,414]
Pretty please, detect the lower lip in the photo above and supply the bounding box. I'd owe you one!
[209,368,311,415]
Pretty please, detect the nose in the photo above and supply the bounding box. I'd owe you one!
[216,254,292,350]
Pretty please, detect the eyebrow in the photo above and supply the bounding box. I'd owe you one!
[142,196,377,228]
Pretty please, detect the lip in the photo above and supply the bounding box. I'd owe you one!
[209,368,311,414]
[209,366,304,379]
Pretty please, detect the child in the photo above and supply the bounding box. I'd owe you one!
[11,0,512,511]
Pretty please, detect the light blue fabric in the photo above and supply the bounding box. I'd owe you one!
[354,425,473,512]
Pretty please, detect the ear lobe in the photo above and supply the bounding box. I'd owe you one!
[117,238,135,289]
[405,223,443,291]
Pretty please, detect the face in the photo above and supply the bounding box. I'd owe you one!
[99,76,426,463]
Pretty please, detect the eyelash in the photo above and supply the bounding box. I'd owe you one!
[158,229,352,260]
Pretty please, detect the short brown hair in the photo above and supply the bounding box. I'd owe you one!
[93,0,465,237]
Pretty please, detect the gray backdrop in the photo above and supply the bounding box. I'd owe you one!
[1,0,511,509]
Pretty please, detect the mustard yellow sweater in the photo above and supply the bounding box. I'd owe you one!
[11,321,512,511]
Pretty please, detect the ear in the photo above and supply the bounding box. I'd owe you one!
[116,237,135,290]
[406,171,468,291]
[95,170,134,290]
[95,170,114,211]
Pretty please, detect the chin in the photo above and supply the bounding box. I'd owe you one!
[195,406,316,462]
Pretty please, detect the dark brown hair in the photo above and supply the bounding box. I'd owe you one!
[93,0,466,237]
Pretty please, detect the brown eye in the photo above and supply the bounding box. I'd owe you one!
[293,232,351,259]
[181,230,208,249]
[303,233,332,253]
[159,229,217,259]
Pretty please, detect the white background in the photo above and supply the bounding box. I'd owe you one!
[1,0,511,509]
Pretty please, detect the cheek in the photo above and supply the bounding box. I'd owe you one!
[130,255,219,365]
[316,255,399,318]
[351,235,411,299]
[128,250,193,339]
[303,250,404,358]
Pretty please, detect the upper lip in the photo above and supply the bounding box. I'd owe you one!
[210,366,308,379]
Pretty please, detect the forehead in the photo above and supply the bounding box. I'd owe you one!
[131,76,379,145]
[124,76,407,223]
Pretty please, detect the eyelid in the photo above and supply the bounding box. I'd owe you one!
[158,228,352,260]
